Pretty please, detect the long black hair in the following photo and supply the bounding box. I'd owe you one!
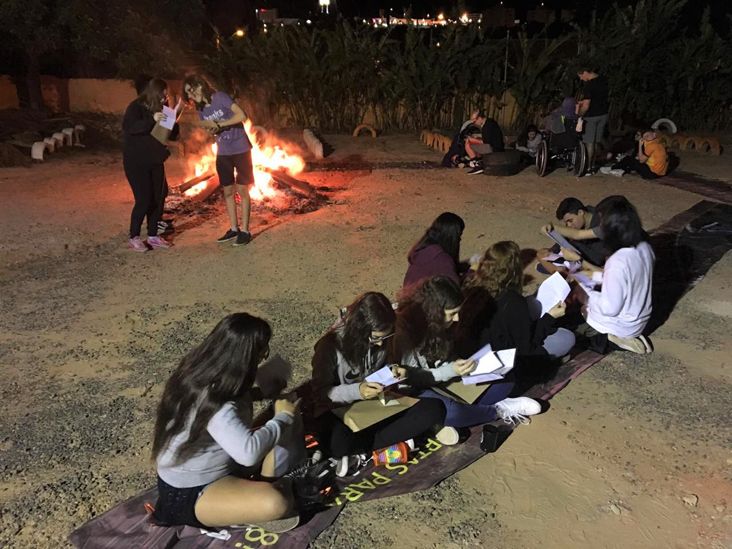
[337,292,395,375]
[152,313,272,463]
[137,78,168,112]
[410,212,465,264]
[596,195,647,253]
[393,276,464,366]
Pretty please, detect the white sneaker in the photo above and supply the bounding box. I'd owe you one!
[609,168,625,177]
[599,166,613,175]
[608,334,647,354]
[435,426,460,446]
[334,453,371,478]
[494,397,542,426]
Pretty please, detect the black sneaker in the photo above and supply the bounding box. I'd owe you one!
[467,166,484,175]
[288,460,337,513]
[217,229,238,243]
[232,231,252,246]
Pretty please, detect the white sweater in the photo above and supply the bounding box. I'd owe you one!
[157,398,293,488]
[587,241,654,338]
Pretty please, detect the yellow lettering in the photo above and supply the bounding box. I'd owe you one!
[341,485,365,502]
[370,471,392,485]
[385,462,409,475]
[350,478,376,491]
[424,438,443,452]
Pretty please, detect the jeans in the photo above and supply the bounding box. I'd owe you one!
[420,380,515,429]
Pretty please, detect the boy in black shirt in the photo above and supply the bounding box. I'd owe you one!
[577,66,609,174]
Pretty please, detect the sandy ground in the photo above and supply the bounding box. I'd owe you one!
[0,134,730,549]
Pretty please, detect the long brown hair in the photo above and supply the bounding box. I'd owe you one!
[464,241,523,297]
[182,74,215,109]
[338,292,395,375]
[392,276,463,366]
[152,313,272,463]
[137,78,168,112]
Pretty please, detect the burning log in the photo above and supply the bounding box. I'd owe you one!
[178,172,216,194]
[270,170,319,198]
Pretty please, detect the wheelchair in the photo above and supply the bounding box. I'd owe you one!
[535,121,588,177]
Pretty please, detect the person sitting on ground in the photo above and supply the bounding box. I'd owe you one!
[403,212,466,290]
[515,124,543,158]
[468,241,576,367]
[465,113,505,175]
[310,292,446,476]
[152,313,306,532]
[391,276,542,439]
[600,129,668,179]
[537,197,608,274]
[580,196,655,354]
[442,112,483,168]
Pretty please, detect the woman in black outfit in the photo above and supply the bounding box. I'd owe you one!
[122,78,179,252]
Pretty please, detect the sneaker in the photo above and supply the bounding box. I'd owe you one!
[146,235,172,249]
[494,397,542,426]
[128,236,148,253]
[334,453,371,478]
[233,230,252,246]
[288,459,336,512]
[467,158,481,168]
[609,168,625,177]
[638,335,654,354]
[467,166,484,175]
[608,334,647,354]
[435,426,460,446]
[244,515,300,534]
[599,166,613,175]
[217,228,239,243]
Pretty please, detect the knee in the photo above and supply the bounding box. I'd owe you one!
[262,489,290,519]
[223,186,235,197]
[419,397,447,425]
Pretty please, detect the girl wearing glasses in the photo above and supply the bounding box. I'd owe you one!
[311,292,445,476]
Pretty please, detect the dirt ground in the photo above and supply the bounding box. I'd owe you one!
[0,133,730,549]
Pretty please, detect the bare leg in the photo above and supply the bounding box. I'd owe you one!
[235,184,251,232]
[223,186,238,230]
[586,142,596,172]
[194,476,293,527]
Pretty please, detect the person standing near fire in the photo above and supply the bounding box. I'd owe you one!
[183,75,255,246]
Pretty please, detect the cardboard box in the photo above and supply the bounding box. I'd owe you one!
[332,395,419,432]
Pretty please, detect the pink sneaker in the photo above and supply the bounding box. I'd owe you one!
[147,236,172,249]
[128,236,148,252]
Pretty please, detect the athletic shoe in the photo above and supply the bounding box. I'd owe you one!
[638,335,654,354]
[435,426,460,446]
[334,453,371,478]
[233,230,252,246]
[608,334,647,354]
[288,459,336,513]
[467,166,484,175]
[128,236,148,252]
[467,158,481,168]
[609,168,625,177]
[244,515,300,534]
[494,397,542,426]
[599,166,613,175]
[217,228,239,243]
[147,236,172,249]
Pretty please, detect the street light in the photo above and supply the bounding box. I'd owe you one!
[234,29,245,38]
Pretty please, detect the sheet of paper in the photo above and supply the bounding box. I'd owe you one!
[547,229,579,254]
[572,272,596,290]
[365,365,401,387]
[536,271,571,316]
[542,252,563,262]
[160,105,176,130]
[464,348,516,380]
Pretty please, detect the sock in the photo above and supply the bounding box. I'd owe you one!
[231,226,239,232]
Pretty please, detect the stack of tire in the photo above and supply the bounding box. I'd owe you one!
[481,150,522,176]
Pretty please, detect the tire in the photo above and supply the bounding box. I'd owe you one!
[651,118,677,134]
[536,140,548,177]
[482,151,522,176]
[573,142,588,176]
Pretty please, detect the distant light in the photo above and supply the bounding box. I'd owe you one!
[306,19,312,24]
[234,29,245,37]
[437,13,445,20]
[460,12,469,23]
[436,41,440,47]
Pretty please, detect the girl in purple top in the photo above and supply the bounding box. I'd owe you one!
[183,75,255,246]
[403,212,465,290]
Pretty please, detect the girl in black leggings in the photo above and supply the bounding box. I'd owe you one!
[122,78,179,252]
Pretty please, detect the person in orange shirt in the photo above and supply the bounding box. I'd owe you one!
[601,129,668,179]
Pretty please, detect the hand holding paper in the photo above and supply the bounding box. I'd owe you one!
[365,365,403,388]
[159,105,177,130]
[536,272,571,316]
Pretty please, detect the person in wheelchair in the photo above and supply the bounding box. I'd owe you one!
[535,97,588,177]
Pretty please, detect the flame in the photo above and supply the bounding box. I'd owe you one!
[184,123,304,201]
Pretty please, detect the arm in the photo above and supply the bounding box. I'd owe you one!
[207,403,293,467]
[555,225,598,241]
[587,260,626,318]
[638,140,649,163]
[577,98,590,116]
[506,294,551,356]
[122,102,155,136]
[217,102,247,128]
[311,335,362,406]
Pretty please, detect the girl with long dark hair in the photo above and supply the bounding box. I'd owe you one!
[393,276,541,434]
[311,292,445,476]
[584,196,654,354]
[122,78,179,252]
[183,75,255,246]
[152,313,301,531]
[403,212,466,289]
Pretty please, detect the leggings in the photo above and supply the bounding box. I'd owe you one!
[124,161,167,237]
[613,156,660,180]
[420,380,515,429]
[322,397,445,458]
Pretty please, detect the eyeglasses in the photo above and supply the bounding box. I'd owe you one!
[368,332,395,344]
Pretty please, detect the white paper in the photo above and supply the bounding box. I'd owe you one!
[572,272,596,290]
[365,365,401,387]
[536,272,571,316]
[542,252,563,262]
[463,348,516,383]
[547,229,579,254]
[160,105,177,130]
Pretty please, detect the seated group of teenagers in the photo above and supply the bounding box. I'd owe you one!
[151,195,655,533]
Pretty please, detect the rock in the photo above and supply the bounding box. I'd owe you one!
[682,494,699,507]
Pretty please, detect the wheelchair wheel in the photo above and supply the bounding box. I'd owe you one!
[573,141,588,177]
[536,140,549,177]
